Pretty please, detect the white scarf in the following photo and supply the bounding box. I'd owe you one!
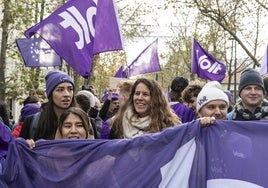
[123,108,151,139]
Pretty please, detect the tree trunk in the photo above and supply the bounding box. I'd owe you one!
[0,0,10,102]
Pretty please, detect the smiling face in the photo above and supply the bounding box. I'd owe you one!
[133,83,151,117]
[198,100,228,120]
[240,85,264,112]
[60,113,87,139]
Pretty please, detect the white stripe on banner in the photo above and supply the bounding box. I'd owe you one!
[159,138,196,188]
[207,179,264,188]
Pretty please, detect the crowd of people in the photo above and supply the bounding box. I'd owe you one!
[0,67,267,153]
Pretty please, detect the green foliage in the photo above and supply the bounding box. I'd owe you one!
[6,60,46,102]
[3,0,268,105]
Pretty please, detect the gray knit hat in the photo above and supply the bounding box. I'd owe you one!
[238,68,265,96]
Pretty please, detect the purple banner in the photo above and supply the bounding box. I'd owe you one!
[191,120,268,188]
[2,120,268,187]
[191,39,226,82]
[16,38,61,67]
[1,122,198,187]
[25,0,123,78]
[123,39,161,78]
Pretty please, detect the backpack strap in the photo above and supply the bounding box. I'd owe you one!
[29,112,40,139]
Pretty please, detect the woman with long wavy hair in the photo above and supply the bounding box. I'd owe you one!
[109,78,181,139]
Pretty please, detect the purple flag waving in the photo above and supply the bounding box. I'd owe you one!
[191,39,226,82]
[259,44,268,75]
[114,65,126,78]
[25,0,123,78]
[123,39,161,78]
[16,38,61,67]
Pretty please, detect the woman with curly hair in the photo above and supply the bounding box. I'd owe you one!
[109,78,181,139]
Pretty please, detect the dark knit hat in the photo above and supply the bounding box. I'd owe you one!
[45,70,74,98]
[171,77,189,92]
[238,68,265,96]
[21,104,40,121]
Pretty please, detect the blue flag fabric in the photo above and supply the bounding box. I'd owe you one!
[259,45,268,75]
[16,38,61,67]
[191,39,226,82]
[123,39,161,78]
[2,120,268,187]
[24,0,123,78]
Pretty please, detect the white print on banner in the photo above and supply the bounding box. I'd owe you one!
[58,1,98,50]
[196,49,223,74]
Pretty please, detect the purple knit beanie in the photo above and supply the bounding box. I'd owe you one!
[45,70,74,98]
[21,104,41,121]
[101,92,119,102]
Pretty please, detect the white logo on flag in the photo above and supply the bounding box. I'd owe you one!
[196,49,223,74]
[58,3,97,49]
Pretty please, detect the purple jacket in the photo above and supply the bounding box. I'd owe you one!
[170,102,195,123]
[100,118,113,139]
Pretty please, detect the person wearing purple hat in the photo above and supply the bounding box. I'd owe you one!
[12,103,41,138]
[99,90,119,121]
[20,70,76,140]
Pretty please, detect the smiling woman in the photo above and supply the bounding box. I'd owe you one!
[109,77,181,139]
[27,107,93,149]
[55,107,93,139]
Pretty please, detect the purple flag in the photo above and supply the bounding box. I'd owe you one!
[114,65,126,78]
[191,39,226,82]
[123,39,161,78]
[24,0,123,78]
[16,38,61,67]
[259,45,268,75]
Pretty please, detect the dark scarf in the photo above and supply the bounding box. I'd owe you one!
[233,100,268,120]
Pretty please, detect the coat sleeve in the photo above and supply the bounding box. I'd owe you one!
[19,116,33,139]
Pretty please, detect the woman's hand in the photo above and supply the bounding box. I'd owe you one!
[26,139,36,149]
[199,117,216,127]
